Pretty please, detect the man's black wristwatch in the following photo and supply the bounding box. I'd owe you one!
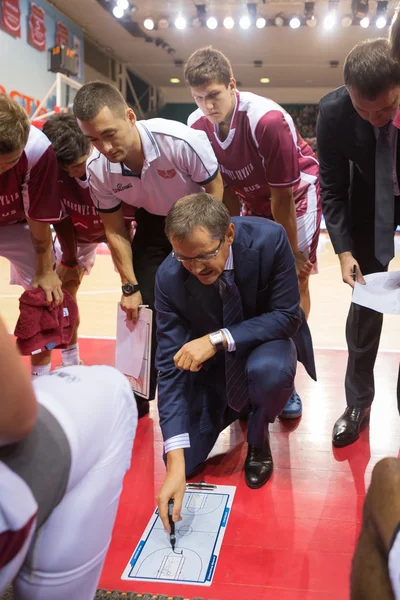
[121,283,140,296]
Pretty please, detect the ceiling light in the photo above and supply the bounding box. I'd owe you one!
[306,16,317,26]
[116,0,129,9]
[289,16,301,28]
[174,15,186,29]
[239,15,251,29]
[323,12,336,29]
[260,77,270,83]
[143,18,154,30]
[170,78,180,83]
[376,1,388,28]
[113,5,124,18]
[206,16,218,29]
[376,15,387,27]
[256,17,267,28]
[360,16,369,27]
[274,15,285,27]
[223,16,235,29]
[341,14,353,26]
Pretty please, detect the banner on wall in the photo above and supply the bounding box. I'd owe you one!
[56,20,69,46]
[1,0,21,38]
[28,3,46,51]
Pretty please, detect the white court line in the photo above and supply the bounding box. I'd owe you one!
[0,289,120,299]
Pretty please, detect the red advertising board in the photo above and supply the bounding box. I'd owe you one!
[56,21,69,46]
[28,3,46,52]
[1,0,21,38]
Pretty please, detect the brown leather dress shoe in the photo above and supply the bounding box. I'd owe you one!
[332,406,371,448]
[245,433,273,489]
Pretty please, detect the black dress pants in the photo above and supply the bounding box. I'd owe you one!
[131,208,172,401]
[345,198,400,408]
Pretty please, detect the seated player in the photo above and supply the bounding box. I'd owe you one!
[185,47,322,419]
[0,313,138,599]
[42,114,135,374]
[0,95,63,377]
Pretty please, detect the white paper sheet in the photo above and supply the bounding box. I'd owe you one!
[115,304,151,380]
[352,271,400,315]
[121,485,236,587]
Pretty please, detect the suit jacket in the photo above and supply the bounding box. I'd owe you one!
[316,85,400,255]
[155,217,316,441]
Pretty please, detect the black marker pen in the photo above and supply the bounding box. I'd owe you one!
[167,499,176,552]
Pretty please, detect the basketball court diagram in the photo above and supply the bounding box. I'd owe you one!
[122,485,236,586]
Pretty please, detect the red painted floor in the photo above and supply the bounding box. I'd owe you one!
[26,339,400,600]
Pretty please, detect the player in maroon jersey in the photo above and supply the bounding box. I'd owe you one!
[185,47,322,419]
[42,114,135,375]
[0,95,63,377]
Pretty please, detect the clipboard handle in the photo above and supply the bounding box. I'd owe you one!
[186,481,216,491]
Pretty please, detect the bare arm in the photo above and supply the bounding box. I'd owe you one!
[222,186,241,216]
[27,218,63,305]
[0,317,38,444]
[270,186,312,278]
[203,172,224,201]
[100,207,143,321]
[53,217,78,268]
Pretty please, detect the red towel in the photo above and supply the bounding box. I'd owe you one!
[14,288,79,356]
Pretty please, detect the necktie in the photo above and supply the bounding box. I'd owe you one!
[218,270,250,412]
[375,123,395,265]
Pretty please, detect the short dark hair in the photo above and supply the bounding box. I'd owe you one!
[73,81,127,121]
[390,11,400,62]
[184,47,233,88]
[165,193,231,242]
[42,113,91,166]
[344,38,400,100]
[0,95,30,154]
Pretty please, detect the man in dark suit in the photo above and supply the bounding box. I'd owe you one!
[317,38,400,448]
[155,193,316,528]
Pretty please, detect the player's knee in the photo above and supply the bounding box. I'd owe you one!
[371,457,400,492]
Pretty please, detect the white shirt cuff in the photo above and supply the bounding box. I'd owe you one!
[164,433,191,453]
[221,328,236,352]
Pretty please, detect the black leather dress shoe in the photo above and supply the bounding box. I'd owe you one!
[332,406,371,448]
[245,434,273,489]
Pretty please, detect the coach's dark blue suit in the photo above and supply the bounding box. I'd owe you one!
[155,217,316,475]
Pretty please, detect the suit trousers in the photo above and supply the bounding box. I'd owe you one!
[131,209,172,401]
[184,338,297,476]
[345,198,400,408]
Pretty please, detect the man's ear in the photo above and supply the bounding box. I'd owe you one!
[227,222,235,245]
[126,108,137,126]
[229,78,237,92]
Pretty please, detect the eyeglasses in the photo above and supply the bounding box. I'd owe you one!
[172,239,224,263]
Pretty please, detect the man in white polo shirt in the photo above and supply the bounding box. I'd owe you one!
[73,82,223,410]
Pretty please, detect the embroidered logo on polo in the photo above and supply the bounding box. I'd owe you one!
[157,168,177,179]
[112,183,133,193]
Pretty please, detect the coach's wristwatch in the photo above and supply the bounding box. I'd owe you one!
[208,331,225,352]
[121,283,141,296]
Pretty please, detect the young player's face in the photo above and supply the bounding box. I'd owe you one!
[0,147,24,175]
[77,106,136,163]
[63,153,91,178]
[191,80,236,125]
[349,86,400,128]
[171,223,235,285]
